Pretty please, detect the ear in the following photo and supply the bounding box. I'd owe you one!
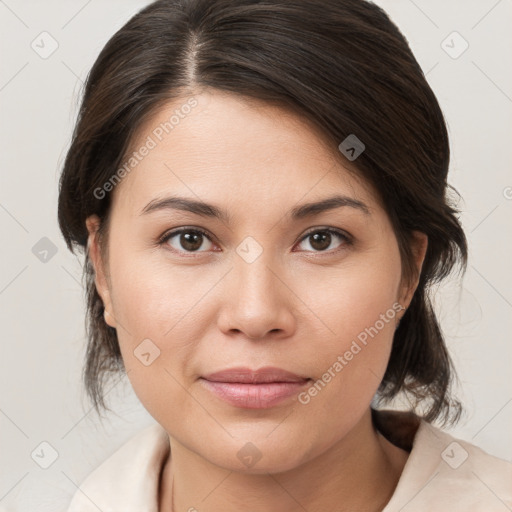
[86,214,117,328]
[398,230,428,313]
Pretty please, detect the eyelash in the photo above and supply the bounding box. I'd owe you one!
[156,226,353,257]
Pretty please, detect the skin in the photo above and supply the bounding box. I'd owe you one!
[86,88,428,512]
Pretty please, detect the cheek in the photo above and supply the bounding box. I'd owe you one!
[105,248,210,404]
[108,244,214,340]
[293,245,402,413]
[291,302,399,458]
[301,245,402,347]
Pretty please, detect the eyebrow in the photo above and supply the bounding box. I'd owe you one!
[139,194,370,222]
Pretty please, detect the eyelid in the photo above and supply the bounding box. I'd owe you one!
[298,226,351,241]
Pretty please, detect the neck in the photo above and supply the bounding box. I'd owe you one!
[159,408,410,512]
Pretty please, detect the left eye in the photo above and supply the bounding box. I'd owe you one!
[296,229,350,252]
[160,228,215,253]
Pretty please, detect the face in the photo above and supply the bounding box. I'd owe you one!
[87,89,426,473]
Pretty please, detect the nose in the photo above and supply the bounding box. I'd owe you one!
[217,253,297,341]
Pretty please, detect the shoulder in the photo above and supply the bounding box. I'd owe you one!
[66,422,170,512]
[381,411,512,511]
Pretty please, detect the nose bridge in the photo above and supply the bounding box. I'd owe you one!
[234,245,281,307]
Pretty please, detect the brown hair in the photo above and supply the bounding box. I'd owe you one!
[58,0,467,425]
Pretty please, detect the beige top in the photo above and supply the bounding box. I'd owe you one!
[66,410,512,511]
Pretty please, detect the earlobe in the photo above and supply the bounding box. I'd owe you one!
[86,214,117,328]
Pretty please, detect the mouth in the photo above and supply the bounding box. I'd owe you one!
[200,366,311,409]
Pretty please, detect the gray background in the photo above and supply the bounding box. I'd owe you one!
[1,0,511,510]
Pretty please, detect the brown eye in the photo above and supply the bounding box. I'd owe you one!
[297,229,350,253]
[161,228,215,253]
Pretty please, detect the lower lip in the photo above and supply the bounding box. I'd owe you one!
[200,378,310,409]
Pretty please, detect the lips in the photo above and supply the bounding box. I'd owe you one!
[202,366,309,384]
[200,366,311,408]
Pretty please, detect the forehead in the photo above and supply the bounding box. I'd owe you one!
[110,89,378,214]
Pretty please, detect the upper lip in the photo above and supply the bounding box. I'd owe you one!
[202,366,310,384]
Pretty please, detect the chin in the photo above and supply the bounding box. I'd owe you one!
[202,438,309,475]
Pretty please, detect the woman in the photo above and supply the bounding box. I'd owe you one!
[58,0,512,510]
